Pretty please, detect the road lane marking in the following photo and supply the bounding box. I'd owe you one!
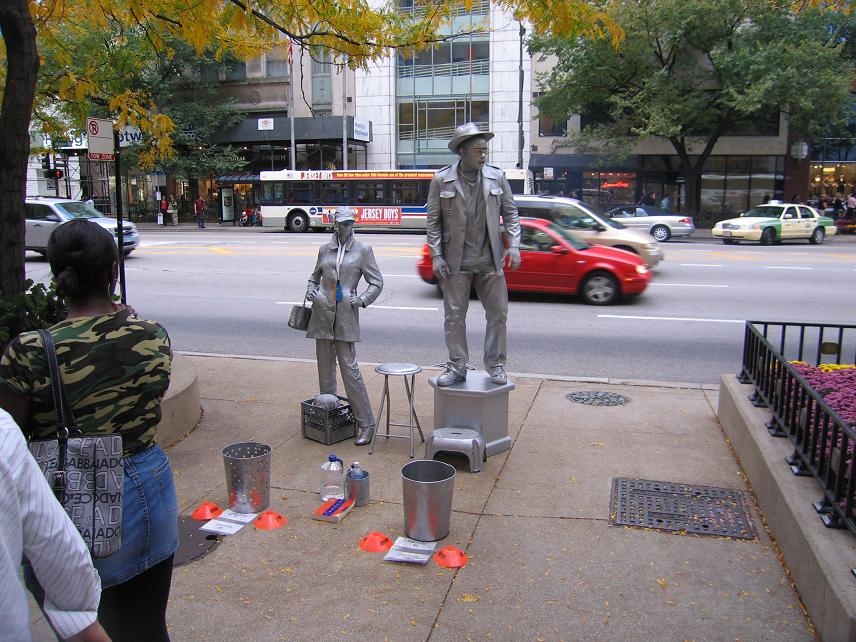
[275,301,437,311]
[649,283,728,288]
[680,263,722,267]
[763,266,813,270]
[597,314,744,323]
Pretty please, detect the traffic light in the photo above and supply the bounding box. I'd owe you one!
[43,169,63,179]
[40,154,51,170]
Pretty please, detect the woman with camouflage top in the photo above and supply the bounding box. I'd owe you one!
[0,219,177,642]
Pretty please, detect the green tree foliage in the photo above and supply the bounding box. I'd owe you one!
[532,0,855,216]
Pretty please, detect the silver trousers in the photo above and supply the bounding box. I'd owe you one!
[441,271,508,375]
[315,339,374,429]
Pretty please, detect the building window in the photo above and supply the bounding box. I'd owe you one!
[245,56,263,78]
[398,98,489,140]
[538,112,567,137]
[224,61,246,82]
[266,47,289,78]
[312,48,332,108]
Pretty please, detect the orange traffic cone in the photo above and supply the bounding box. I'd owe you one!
[253,510,286,530]
[191,501,224,521]
[434,545,468,568]
[359,531,393,553]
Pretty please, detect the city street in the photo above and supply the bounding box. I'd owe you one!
[24,227,856,384]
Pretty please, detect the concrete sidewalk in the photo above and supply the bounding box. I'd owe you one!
[30,356,816,641]
[172,357,816,641]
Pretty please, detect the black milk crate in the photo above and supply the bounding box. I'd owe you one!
[301,396,356,445]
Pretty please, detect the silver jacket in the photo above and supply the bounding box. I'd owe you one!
[305,234,383,342]
[426,161,521,273]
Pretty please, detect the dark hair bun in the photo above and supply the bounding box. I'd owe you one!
[48,220,118,304]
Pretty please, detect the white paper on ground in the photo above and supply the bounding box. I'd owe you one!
[218,509,258,523]
[199,519,245,535]
[383,537,437,564]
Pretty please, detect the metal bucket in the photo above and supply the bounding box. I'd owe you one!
[223,442,271,513]
[401,460,456,541]
[346,470,371,507]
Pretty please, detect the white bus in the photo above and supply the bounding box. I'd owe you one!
[258,167,532,232]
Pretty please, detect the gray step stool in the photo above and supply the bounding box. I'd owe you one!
[425,427,486,473]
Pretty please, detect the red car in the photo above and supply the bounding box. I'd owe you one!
[417,218,652,305]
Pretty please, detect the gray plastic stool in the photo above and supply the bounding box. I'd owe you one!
[425,427,486,473]
[369,363,425,458]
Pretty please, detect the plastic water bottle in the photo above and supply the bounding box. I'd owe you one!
[348,461,367,480]
[320,454,345,500]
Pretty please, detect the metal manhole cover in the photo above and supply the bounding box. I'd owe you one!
[609,478,756,541]
[567,391,628,406]
[173,515,222,567]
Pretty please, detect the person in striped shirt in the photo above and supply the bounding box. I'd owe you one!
[0,409,110,641]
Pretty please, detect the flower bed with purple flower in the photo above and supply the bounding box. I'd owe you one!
[789,363,856,427]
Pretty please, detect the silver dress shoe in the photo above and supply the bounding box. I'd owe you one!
[488,366,507,385]
[355,425,375,446]
[436,367,466,387]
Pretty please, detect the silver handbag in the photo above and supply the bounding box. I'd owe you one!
[288,294,312,331]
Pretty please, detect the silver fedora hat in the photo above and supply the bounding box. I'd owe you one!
[448,122,494,153]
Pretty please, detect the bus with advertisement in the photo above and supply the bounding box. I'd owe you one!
[258,167,532,232]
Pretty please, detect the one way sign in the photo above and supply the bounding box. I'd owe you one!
[86,117,115,161]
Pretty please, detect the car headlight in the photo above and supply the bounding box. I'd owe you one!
[635,264,649,275]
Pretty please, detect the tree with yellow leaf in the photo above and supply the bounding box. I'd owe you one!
[0,0,621,305]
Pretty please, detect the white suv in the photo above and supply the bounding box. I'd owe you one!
[25,197,139,256]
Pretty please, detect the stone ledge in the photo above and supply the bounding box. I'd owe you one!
[156,354,201,449]
[718,374,856,642]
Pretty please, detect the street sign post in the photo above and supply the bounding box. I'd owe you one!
[86,117,115,161]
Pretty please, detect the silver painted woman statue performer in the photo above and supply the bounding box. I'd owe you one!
[305,207,383,445]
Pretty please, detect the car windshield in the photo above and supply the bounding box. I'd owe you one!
[542,221,591,250]
[740,206,783,218]
[551,203,626,230]
[56,201,103,219]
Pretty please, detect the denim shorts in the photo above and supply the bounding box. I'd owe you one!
[94,445,179,588]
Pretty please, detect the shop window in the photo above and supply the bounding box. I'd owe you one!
[538,112,567,137]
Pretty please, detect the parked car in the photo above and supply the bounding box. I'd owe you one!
[513,195,664,267]
[417,218,651,305]
[25,197,140,256]
[712,203,837,245]
[603,205,695,241]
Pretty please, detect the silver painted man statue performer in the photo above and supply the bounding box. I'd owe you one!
[306,207,383,445]
[426,122,521,387]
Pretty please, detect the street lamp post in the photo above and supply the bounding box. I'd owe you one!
[517,22,525,170]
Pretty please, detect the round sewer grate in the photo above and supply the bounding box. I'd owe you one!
[567,391,629,406]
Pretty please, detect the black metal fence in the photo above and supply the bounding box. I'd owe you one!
[739,321,856,535]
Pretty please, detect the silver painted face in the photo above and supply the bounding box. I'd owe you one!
[459,137,488,173]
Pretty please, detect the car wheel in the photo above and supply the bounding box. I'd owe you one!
[810,227,825,245]
[288,211,309,232]
[651,225,671,242]
[722,239,737,245]
[580,271,619,306]
[760,228,775,246]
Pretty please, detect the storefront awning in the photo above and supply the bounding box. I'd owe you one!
[215,174,261,186]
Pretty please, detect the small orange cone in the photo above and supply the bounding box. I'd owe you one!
[359,531,393,553]
[191,501,223,521]
[434,545,468,568]
[253,510,286,530]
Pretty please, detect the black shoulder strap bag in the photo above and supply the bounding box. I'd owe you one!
[27,329,124,558]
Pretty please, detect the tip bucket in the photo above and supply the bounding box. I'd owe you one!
[223,442,272,513]
[401,459,456,542]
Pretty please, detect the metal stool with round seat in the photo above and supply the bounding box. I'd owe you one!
[369,362,425,458]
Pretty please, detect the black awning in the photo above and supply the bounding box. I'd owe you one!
[215,174,261,186]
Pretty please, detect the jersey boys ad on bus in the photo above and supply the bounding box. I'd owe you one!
[320,206,404,225]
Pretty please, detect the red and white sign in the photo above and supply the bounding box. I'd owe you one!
[86,117,115,161]
[322,207,402,225]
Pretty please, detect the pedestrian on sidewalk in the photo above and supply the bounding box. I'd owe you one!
[168,195,178,227]
[0,220,178,642]
[159,196,168,226]
[195,196,206,228]
[0,408,110,642]
[305,206,383,446]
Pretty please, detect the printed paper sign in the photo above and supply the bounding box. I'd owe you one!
[218,509,258,524]
[199,519,245,536]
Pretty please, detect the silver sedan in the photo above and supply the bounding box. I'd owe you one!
[603,205,695,242]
